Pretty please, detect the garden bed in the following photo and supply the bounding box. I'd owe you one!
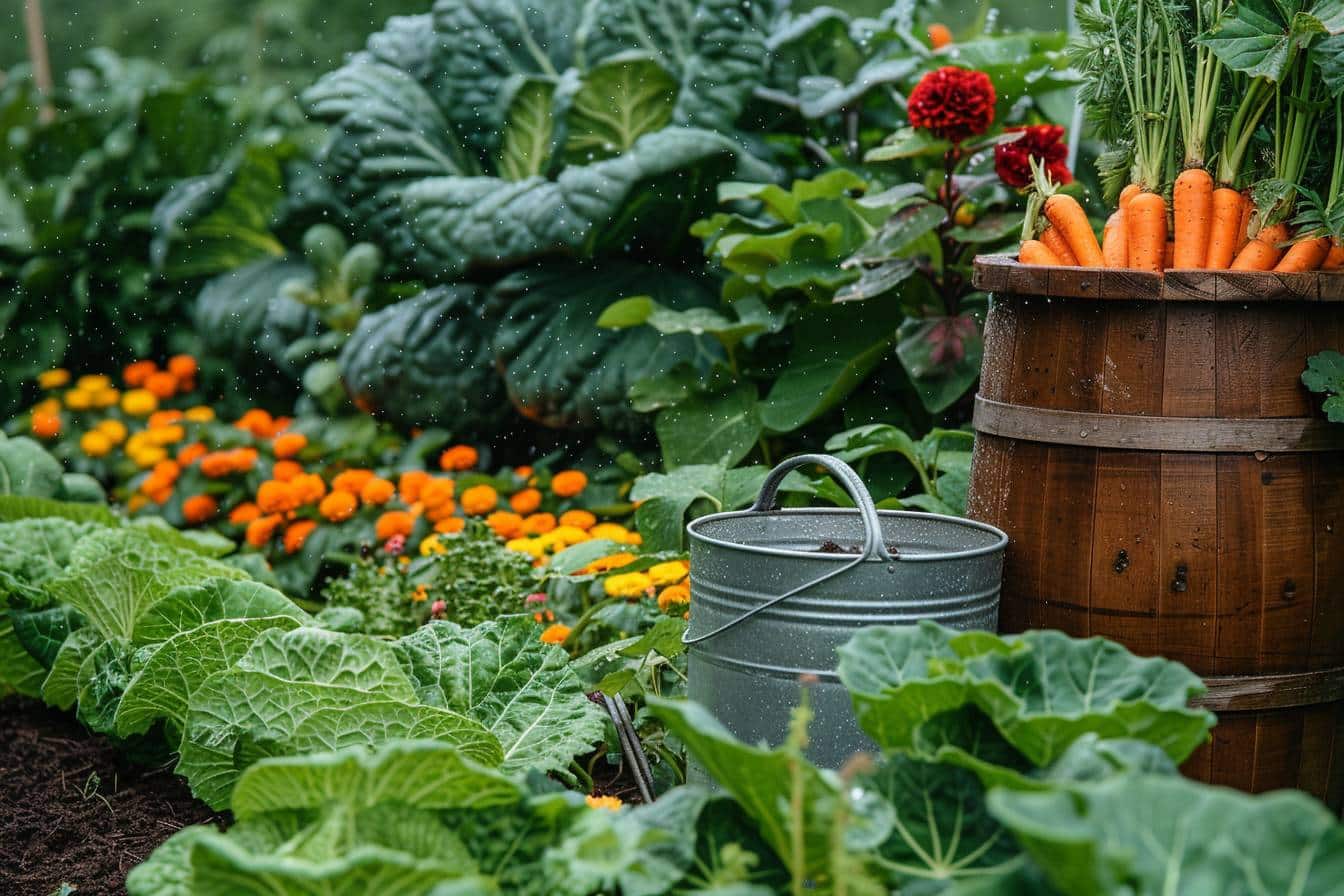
[0,699,223,896]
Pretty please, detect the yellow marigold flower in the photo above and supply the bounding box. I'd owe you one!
[604,571,654,600]
[95,419,127,444]
[588,521,628,542]
[540,623,571,645]
[649,560,690,587]
[38,369,70,389]
[184,405,215,423]
[64,389,93,411]
[420,535,447,556]
[628,533,643,546]
[132,446,167,468]
[79,430,113,458]
[580,552,638,574]
[90,388,119,409]
[585,794,623,811]
[121,389,158,417]
[547,526,591,548]
[658,584,691,613]
[461,484,498,516]
[33,398,60,416]
[147,424,186,446]
[76,374,111,392]
[506,537,546,559]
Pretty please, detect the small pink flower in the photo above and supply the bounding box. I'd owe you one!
[383,534,407,556]
[430,599,447,619]
[524,592,548,605]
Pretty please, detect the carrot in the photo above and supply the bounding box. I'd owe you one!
[1204,187,1246,269]
[1120,183,1142,210]
[1044,194,1104,267]
[1020,239,1062,266]
[1325,240,1344,271]
[1235,194,1254,254]
[1041,226,1079,266]
[1273,236,1332,273]
[1164,241,1175,269]
[1126,192,1168,272]
[1172,168,1214,268]
[1230,223,1290,271]
[1102,211,1127,267]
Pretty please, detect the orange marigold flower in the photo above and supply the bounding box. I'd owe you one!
[375,510,416,541]
[398,470,430,504]
[200,451,233,478]
[461,484,498,516]
[273,431,307,459]
[231,447,259,471]
[487,511,525,539]
[319,490,358,523]
[360,477,396,505]
[182,494,219,525]
[177,442,208,466]
[123,360,157,387]
[257,480,300,514]
[167,354,197,380]
[927,22,953,49]
[245,514,284,547]
[291,473,327,505]
[551,470,588,498]
[144,371,179,399]
[153,459,182,481]
[148,410,184,428]
[439,444,479,471]
[420,477,456,512]
[31,411,61,439]
[658,584,691,614]
[522,513,556,535]
[272,459,303,482]
[509,488,542,515]
[425,499,458,523]
[235,409,275,438]
[332,469,374,494]
[229,502,262,525]
[434,517,466,535]
[558,509,597,531]
[540,623,572,645]
[283,519,318,554]
[514,465,533,479]
[579,552,638,574]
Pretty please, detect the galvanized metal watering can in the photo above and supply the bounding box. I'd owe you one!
[685,454,1008,770]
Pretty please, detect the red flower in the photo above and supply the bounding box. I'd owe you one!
[994,124,1072,188]
[907,67,996,144]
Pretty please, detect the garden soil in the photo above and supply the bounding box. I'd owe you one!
[0,698,223,896]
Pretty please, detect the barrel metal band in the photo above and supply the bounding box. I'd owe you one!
[973,396,1344,453]
[1192,666,1344,712]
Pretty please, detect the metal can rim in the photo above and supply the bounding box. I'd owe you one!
[686,507,1008,563]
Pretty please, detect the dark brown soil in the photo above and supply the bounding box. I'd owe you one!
[0,698,224,896]
[816,539,901,556]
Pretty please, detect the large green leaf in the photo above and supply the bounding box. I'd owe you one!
[565,56,677,160]
[131,578,307,644]
[0,614,46,697]
[650,696,890,893]
[1198,0,1344,82]
[836,622,1214,767]
[230,740,521,818]
[0,517,100,607]
[43,528,245,641]
[578,0,767,130]
[392,617,606,774]
[988,774,1344,895]
[499,77,560,180]
[194,257,321,382]
[758,299,907,432]
[655,382,762,468]
[0,434,64,498]
[491,262,721,434]
[339,285,509,432]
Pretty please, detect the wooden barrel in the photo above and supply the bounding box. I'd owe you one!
[966,256,1344,810]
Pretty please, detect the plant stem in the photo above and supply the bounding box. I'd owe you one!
[23,0,54,123]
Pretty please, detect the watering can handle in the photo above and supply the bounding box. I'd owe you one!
[749,453,891,561]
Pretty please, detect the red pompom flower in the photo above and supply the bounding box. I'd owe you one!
[994,124,1072,188]
[907,67,996,144]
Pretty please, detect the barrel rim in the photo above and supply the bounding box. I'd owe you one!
[687,507,1008,563]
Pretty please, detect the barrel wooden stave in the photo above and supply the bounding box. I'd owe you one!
[967,286,1344,808]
